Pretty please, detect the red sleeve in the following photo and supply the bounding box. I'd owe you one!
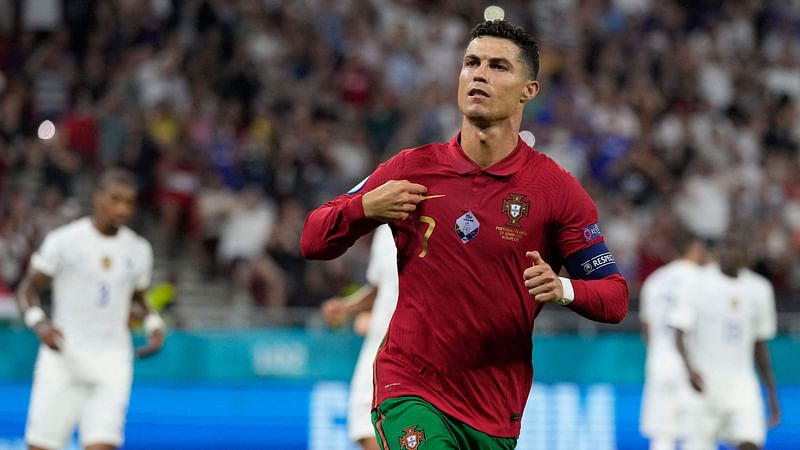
[300,155,402,260]
[568,275,629,324]
[553,171,629,324]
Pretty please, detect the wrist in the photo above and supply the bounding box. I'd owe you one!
[359,193,372,218]
[24,306,47,329]
[557,277,574,306]
[143,313,166,336]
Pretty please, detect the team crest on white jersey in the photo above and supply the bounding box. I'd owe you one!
[101,255,112,270]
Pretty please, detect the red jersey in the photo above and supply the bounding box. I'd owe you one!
[301,134,628,437]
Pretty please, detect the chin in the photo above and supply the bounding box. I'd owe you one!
[463,110,494,127]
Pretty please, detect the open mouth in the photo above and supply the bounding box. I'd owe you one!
[468,88,489,98]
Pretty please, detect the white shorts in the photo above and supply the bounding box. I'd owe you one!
[640,372,691,438]
[348,336,381,443]
[26,345,133,450]
[683,383,765,450]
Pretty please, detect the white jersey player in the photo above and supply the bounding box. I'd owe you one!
[639,237,706,450]
[320,224,398,450]
[670,233,780,450]
[17,169,165,450]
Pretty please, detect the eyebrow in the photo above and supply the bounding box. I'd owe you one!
[464,54,514,67]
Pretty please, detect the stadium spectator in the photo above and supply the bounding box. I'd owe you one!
[0,0,797,320]
[218,184,285,309]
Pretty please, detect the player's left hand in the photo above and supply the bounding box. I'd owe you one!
[353,311,371,336]
[136,329,165,358]
[523,251,563,303]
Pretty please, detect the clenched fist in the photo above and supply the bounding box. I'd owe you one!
[523,251,564,303]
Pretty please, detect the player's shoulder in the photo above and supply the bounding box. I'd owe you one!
[393,141,449,166]
[119,226,153,254]
[522,149,592,207]
[643,260,681,286]
[646,260,703,288]
[44,216,92,242]
[527,149,576,181]
[739,269,773,293]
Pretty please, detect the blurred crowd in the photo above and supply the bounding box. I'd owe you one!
[0,0,798,315]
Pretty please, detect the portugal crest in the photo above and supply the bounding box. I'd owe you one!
[399,425,426,450]
[501,193,530,228]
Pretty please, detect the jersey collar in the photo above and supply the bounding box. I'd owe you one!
[447,132,530,176]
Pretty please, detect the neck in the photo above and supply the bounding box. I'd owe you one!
[720,265,739,278]
[91,216,119,236]
[460,118,520,169]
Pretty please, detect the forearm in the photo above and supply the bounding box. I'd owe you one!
[343,285,378,315]
[675,329,694,373]
[16,276,39,312]
[755,341,778,396]
[567,274,628,323]
[300,195,380,260]
[130,292,151,321]
[16,271,51,313]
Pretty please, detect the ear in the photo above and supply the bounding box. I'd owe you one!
[520,79,539,104]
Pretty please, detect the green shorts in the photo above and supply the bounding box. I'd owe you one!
[371,396,517,450]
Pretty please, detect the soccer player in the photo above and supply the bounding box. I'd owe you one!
[670,232,780,450]
[301,20,628,450]
[17,168,165,450]
[321,224,398,450]
[639,229,707,450]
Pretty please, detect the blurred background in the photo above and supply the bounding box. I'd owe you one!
[0,0,798,449]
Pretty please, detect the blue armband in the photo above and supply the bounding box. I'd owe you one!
[563,242,620,280]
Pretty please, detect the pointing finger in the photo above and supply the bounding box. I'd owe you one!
[404,182,428,195]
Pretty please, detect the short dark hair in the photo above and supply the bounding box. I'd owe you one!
[96,167,137,193]
[470,20,539,80]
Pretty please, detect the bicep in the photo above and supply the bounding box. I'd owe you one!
[136,245,155,291]
[130,290,149,321]
[755,286,778,340]
[27,270,54,292]
[552,178,621,280]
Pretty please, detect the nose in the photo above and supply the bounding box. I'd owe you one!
[472,65,488,84]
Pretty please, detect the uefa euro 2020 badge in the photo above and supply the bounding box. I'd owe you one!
[455,211,480,243]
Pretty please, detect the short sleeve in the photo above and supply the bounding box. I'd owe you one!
[30,232,63,276]
[754,280,777,341]
[666,272,697,332]
[135,241,154,291]
[638,275,655,323]
[366,225,395,286]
